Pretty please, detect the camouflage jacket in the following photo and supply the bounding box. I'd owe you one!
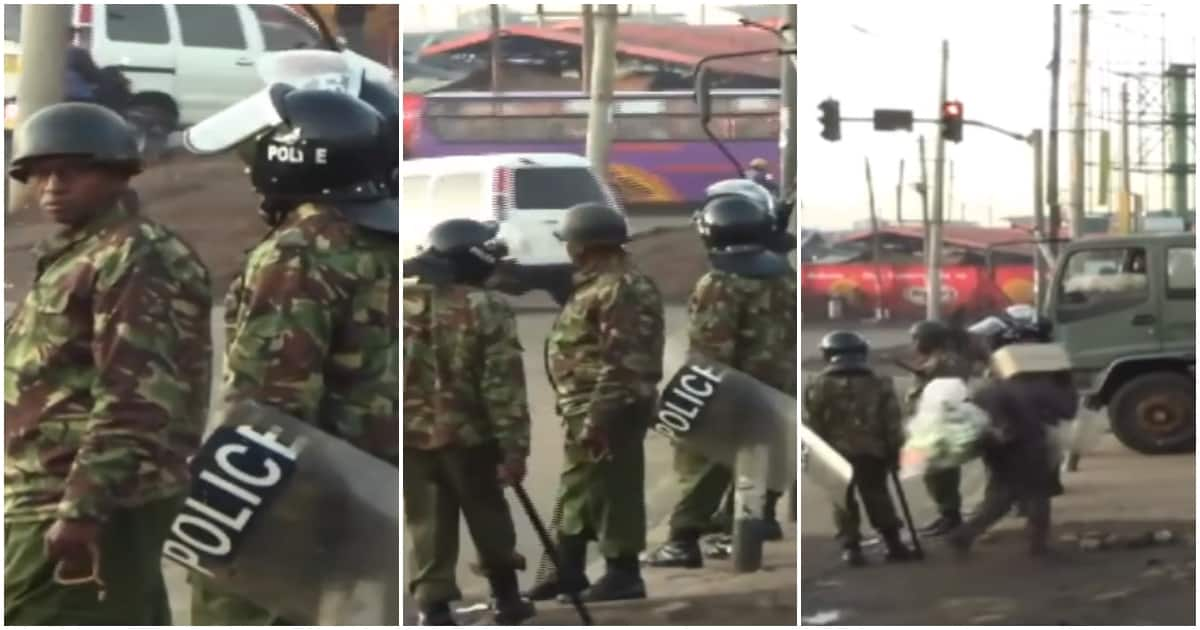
[904,350,973,414]
[688,270,797,395]
[546,252,664,438]
[803,369,904,459]
[403,282,531,459]
[224,203,399,464]
[4,204,212,523]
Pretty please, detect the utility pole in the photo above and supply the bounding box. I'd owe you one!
[780,4,797,199]
[947,160,955,224]
[1068,5,1089,238]
[928,40,950,322]
[8,4,72,212]
[1047,4,1063,251]
[489,4,503,93]
[1119,81,1133,233]
[896,159,905,224]
[918,135,931,267]
[585,4,618,174]
[581,5,593,93]
[865,158,885,319]
[1031,129,1046,309]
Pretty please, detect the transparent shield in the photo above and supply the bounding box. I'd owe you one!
[183,88,283,155]
[257,49,364,95]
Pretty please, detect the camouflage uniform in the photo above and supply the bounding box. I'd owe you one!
[191,203,399,625]
[906,350,974,521]
[803,369,906,547]
[546,252,664,559]
[402,281,531,609]
[5,204,212,625]
[668,271,797,536]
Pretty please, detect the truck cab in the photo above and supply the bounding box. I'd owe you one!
[1045,232,1196,454]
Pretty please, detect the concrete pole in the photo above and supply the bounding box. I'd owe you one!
[8,4,72,211]
[489,4,503,93]
[1047,4,1063,250]
[918,136,931,267]
[585,4,618,174]
[928,40,949,322]
[1031,129,1046,309]
[896,159,905,224]
[780,4,797,199]
[947,160,955,224]
[1119,82,1132,233]
[581,5,593,93]
[1068,5,1089,238]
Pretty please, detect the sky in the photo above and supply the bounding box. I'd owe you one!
[796,2,1198,229]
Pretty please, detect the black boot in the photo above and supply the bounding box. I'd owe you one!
[645,530,703,568]
[418,602,456,626]
[578,556,646,602]
[881,529,914,563]
[920,512,962,537]
[762,491,784,541]
[525,535,589,601]
[488,569,536,625]
[841,542,867,567]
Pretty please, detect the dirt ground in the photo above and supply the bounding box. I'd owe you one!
[5,155,709,303]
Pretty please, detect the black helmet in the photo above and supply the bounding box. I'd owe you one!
[695,194,773,251]
[358,78,399,196]
[910,320,949,352]
[704,178,776,216]
[820,331,870,370]
[554,203,629,246]
[424,218,509,285]
[9,102,141,182]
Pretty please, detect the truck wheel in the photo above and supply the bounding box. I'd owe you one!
[1108,371,1195,455]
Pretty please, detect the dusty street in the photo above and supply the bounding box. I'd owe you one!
[799,331,1196,626]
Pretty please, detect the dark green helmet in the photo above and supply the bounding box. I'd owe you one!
[820,330,870,369]
[9,102,142,182]
[554,203,629,246]
[909,320,949,351]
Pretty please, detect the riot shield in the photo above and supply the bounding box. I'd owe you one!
[989,342,1071,378]
[798,423,854,512]
[161,401,399,625]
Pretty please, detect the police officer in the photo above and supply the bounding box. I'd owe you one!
[647,190,795,569]
[5,103,212,625]
[744,157,780,197]
[528,203,664,602]
[805,332,914,566]
[189,87,400,624]
[906,320,973,536]
[404,220,535,626]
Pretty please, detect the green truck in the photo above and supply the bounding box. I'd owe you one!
[1042,232,1195,454]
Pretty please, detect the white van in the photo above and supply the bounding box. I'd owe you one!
[3,4,394,130]
[402,153,625,299]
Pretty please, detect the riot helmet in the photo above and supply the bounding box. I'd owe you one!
[358,78,399,196]
[909,319,950,354]
[704,178,776,216]
[695,194,773,251]
[9,102,141,182]
[554,203,629,246]
[820,330,870,371]
[423,219,509,286]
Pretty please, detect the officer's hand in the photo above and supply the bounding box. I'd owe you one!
[44,518,100,573]
[497,456,527,486]
[580,423,611,461]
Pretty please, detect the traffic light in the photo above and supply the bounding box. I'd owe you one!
[941,100,964,142]
[818,99,841,142]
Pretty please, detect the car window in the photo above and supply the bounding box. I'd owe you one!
[1060,246,1149,309]
[514,168,608,210]
[1166,246,1196,299]
[429,173,483,214]
[107,5,171,45]
[4,5,21,43]
[250,5,322,51]
[176,5,247,50]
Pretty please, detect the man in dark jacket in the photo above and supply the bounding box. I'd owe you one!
[947,371,1078,556]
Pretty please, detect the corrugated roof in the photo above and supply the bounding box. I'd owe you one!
[419,23,783,80]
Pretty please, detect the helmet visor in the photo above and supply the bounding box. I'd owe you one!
[183,86,286,155]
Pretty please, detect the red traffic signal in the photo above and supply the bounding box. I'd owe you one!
[941,100,964,142]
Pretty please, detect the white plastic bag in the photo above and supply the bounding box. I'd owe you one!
[901,378,990,474]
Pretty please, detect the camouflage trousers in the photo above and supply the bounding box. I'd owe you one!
[834,456,902,547]
[4,496,181,626]
[666,444,733,537]
[403,442,520,609]
[558,426,648,558]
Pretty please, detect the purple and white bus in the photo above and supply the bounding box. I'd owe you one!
[403,89,780,210]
